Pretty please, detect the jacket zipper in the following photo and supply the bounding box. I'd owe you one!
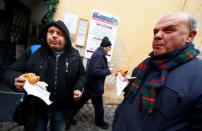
[65,58,68,73]
[54,58,58,87]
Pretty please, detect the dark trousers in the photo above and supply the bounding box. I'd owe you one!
[24,110,65,131]
[73,90,104,123]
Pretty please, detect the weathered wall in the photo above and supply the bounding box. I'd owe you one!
[53,0,202,104]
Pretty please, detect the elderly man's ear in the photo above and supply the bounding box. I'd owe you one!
[186,30,197,43]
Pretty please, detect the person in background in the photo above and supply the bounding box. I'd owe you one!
[113,12,202,131]
[4,20,86,131]
[71,36,113,129]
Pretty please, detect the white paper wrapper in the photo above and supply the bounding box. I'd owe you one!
[115,72,136,96]
[23,80,52,105]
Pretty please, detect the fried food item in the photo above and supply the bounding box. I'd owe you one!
[120,68,128,77]
[22,73,40,84]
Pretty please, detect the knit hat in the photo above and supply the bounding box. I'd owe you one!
[100,36,112,47]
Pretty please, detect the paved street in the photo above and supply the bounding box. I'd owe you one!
[69,104,117,131]
[0,103,118,131]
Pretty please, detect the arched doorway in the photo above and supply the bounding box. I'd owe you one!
[0,0,49,80]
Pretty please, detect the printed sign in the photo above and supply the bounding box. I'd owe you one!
[84,10,119,62]
[64,12,78,34]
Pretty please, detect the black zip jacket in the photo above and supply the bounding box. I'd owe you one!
[85,47,111,96]
[4,20,86,112]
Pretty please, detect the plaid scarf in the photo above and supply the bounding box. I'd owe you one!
[124,43,199,117]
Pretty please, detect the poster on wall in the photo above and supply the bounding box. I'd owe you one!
[75,18,89,47]
[84,9,119,62]
[64,12,78,34]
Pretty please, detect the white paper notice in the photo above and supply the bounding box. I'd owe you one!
[64,12,78,34]
[116,73,136,96]
[116,72,129,96]
[23,80,52,105]
[77,19,88,45]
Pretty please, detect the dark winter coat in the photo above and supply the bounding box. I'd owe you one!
[85,47,111,96]
[4,20,86,112]
[113,57,202,131]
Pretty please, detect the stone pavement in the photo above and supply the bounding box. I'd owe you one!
[69,104,117,131]
[0,103,118,131]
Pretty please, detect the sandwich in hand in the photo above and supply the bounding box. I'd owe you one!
[119,68,128,77]
[22,73,40,84]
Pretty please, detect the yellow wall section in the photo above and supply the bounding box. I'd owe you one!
[53,0,202,104]
[54,0,202,72]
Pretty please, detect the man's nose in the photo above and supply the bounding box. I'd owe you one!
[154,31,163,40]
[52,32,57,37]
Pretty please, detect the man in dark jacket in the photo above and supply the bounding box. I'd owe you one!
[4,20,86,131]
[113,12,202,130]
[72,36,113,129]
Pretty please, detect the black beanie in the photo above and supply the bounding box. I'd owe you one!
[100,36,112,47]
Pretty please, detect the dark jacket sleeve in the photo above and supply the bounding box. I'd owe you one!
[72,55,86,92]
[90,54,110,78]
[3,48,31,90]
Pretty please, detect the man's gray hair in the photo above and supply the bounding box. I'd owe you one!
[161,12,199,31]
[188,14,199,31]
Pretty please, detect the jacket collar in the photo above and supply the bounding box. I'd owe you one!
[98,47,106,56]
